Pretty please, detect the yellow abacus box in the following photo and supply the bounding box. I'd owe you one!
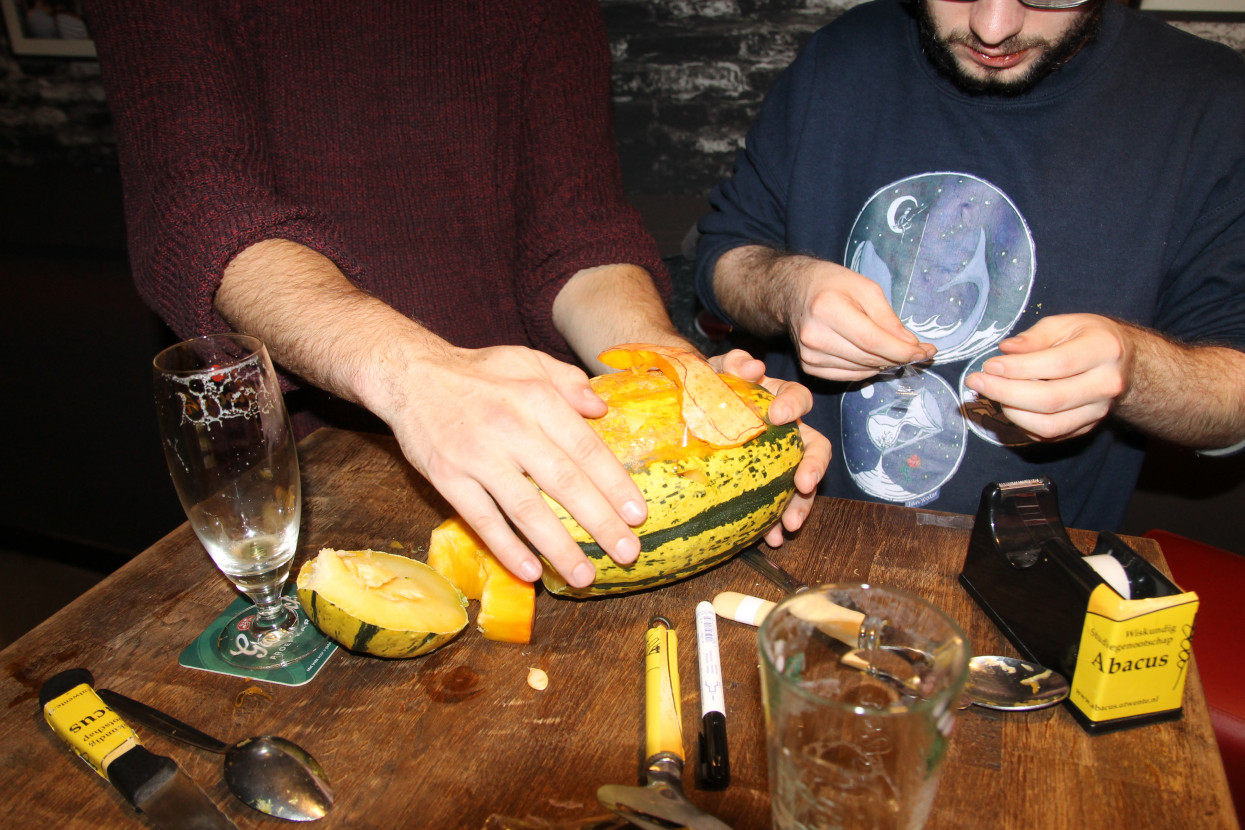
[1069,585,1199,729]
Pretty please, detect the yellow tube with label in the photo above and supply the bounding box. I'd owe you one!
[645,618,682,760]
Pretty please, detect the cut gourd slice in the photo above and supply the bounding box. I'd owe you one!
[296,548,467,658]
[428,517,536,644]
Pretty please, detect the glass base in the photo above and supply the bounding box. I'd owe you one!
[215,595,330,670]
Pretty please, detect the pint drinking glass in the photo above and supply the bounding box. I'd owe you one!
[758,584,969,830]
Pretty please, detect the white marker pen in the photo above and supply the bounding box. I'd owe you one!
[695,600,730,789]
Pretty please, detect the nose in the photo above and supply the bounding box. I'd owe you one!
[967,0,1028,46]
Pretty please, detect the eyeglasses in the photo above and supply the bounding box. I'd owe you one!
[939,0,1096,9]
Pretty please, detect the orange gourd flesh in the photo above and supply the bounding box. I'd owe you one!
[427,517,535,644]
[598,343,766,447]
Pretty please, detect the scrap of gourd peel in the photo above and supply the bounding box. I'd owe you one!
[599,344,765,448]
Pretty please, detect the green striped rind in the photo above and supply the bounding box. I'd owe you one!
[297,587,465,658]
[541,422,803,597]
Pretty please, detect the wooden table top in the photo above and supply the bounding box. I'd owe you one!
[0,428,1237,829]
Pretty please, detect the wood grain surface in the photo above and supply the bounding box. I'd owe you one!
[0,428,1237,829]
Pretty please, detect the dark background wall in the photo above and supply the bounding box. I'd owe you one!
[605,0,851,255]
[607,1,831,195]
[2,1,1244,564]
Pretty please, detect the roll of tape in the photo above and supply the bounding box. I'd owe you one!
[1083,554,1131,599]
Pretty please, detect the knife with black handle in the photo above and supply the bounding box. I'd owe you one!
[40,668,237,830]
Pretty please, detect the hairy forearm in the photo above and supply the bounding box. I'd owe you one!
[712,245,811,335]
[214,238,445,422]
[552,263,692,374]
[1116,324,1245,449]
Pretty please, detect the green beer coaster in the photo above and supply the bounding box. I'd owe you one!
[179,584,338,686]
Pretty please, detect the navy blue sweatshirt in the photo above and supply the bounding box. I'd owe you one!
[697,0,1245,529]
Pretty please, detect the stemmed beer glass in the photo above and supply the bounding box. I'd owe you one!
[153,333,326,669]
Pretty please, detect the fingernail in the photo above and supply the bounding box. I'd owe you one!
[571,562,596,588]
[519,560,542,582]
[615,535,641,563]
[621,499,646,525]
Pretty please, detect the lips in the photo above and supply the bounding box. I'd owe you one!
[963,46,1032,71]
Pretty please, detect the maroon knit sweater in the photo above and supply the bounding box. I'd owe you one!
[85,1,668,371]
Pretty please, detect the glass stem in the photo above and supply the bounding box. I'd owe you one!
[247,583,294,633]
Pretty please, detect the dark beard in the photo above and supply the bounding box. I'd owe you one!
[917,0,1103,97]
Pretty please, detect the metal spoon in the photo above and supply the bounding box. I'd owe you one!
[841,649,1070,711]
[98,688,333,822]
[963,654,1070,710]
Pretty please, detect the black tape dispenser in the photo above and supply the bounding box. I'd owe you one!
[960,477,1192,733]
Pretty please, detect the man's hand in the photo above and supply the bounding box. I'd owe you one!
[712,349,831,547]
[789,259,935,380]
[712,246,934,382]
[963,314,1131,441]
[383,344,648,591]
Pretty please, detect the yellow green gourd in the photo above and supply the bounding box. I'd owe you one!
[540,355,804,598]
